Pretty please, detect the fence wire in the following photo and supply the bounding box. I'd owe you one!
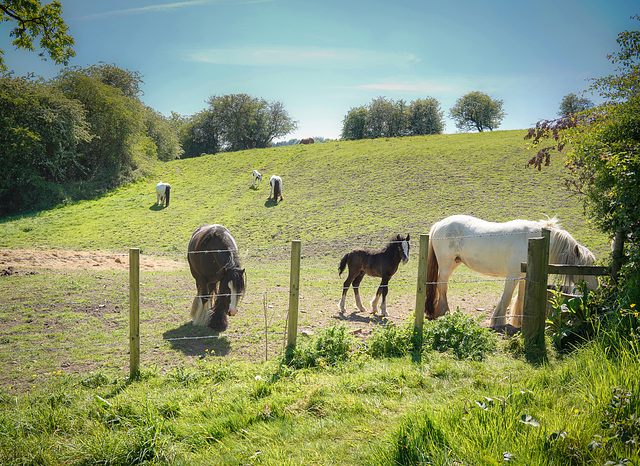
[0,235,580,368]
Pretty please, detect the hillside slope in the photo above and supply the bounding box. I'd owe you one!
[0,130,608,257]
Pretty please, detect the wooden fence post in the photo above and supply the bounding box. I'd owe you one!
[413,234,429,333]
[286,240,301,353]
[129,248,140,378]
[522,229,549,359]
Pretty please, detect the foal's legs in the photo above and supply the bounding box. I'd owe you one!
[371,275,390,317]
[339,271,355,313]
[339,270,366,313]
[352,272,367,312]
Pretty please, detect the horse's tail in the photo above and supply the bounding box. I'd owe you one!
[273,178,282,200]
[338,253,349,276]
[424,238,439,319]
[165,185,171,207]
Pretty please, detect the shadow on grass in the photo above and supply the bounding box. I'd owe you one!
[264,198,282,208]
[149,203,167,211]
[163,323,231,357]
[332,310,391,326]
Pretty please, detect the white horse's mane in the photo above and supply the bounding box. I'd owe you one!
[539,215,560,230]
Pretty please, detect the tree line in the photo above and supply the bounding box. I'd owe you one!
[340,92,507,140]
[0,66,297,215]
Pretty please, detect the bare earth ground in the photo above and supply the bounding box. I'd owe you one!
[0,248,185,272]
[0,249,503,390]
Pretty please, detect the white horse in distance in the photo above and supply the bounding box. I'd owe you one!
[156,182,171,207]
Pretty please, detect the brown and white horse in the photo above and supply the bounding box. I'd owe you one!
[187,225,246,332]
[156,182,171,207]
[251,170,262,188]
[269,175,283,203]
[424,215,597,329]
[338,234,410,317]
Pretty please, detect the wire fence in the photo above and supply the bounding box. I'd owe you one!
[0,233,591,381]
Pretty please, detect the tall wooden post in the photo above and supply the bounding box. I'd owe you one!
[413,234,429,332]
[522,229,550,360]
[129,248,140,378]
[286,240,301,352]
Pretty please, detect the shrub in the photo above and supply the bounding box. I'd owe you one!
[423,311,496,361]
[366,322,413,358]
[284,324,354,369]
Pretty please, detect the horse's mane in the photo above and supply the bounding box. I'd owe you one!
[538,215,560,230]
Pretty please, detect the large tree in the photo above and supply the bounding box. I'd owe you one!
[207,93,297,151]
[449,91,505,132]
[340,96,445,140]
[558,92,594,117]
[407,97,445,135]
[341,106,367,140]
[0,0,75,72]
[0,75,90,213]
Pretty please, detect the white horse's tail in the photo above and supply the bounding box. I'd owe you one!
[424,236,439,319]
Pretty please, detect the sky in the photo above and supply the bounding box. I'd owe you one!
[1,0,638,140]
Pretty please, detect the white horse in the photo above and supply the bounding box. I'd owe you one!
[269,175,283,203]
[156,182,171,207]
[252,170,262,188]
[424,215,598,329]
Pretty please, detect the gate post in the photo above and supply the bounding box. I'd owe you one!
[129,248,140,378]
[286,240,301,355]
[522,229,550,360]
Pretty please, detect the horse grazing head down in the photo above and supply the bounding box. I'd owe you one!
[269,175,283,203]
[187,225,246,332]
[300,137,314,144]
[548,226,598,292]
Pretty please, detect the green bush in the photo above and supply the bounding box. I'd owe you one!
[423,310,497,361]
[366,321,414,358]
[284,324,354,369]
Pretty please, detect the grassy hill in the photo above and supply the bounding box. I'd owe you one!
[2,131,633,465]
[0,129,608,255]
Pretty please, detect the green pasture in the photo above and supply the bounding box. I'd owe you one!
[2,130,632,465]
[0,129,609,255]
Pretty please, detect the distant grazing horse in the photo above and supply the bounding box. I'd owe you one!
[269,175,283,203]
[252,170,262,188]
[156,182,171,207]
[424,215,598,329]
[338,234,410,317]
[187,225,246,332]
[300,138,314,145]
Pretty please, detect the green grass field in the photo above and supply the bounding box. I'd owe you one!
[0,129,608,254]
[2,130,632,465]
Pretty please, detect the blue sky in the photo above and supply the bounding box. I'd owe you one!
[2,0,638,140]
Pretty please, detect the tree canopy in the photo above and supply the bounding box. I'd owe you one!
[0,0,75,72]
[558,92,594,117]
[206,94,297,151]
[0,65,183,215]
[449,91,505,132]
[341,96,445,140]
[525,15,640,301]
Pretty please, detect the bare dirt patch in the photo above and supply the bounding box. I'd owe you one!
[0,249,186,272]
